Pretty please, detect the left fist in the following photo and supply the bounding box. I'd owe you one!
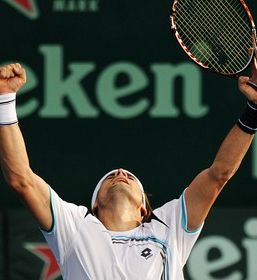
[0,63,27,94]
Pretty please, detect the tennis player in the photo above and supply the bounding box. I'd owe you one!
[0,58,257,279]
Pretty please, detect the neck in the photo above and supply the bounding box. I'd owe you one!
[97,199,142,231]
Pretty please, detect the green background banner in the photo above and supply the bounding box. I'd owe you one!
[0,1,256,279]
[185,209,257,280]
[0,0,256,210]
[7,210,62,280]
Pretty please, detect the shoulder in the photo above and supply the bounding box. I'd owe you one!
[49,187,89,221]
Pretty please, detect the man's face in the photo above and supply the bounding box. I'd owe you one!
[95,168,144,209]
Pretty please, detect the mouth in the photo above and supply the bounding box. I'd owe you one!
[113,178,129,185]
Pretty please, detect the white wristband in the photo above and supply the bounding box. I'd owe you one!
[0,93,18,125]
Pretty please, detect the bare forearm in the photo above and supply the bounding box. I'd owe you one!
[0,64,52,230]
[185,125,254,230]
[185,54,257,230]
[211,125,254,181]
[0,124,32,186]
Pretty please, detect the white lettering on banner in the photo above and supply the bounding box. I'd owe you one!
[187,217,257,280]
[53,0,99,12]
[15,44,208,119]
[4,44,257,179]
[96,62,149,118]
[242,218,257,280]
[150,64,208,118]
[39,46,98,118]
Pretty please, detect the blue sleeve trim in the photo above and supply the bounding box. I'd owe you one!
[181,189,203,235]
[40,186,56,235]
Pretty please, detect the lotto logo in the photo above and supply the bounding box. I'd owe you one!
[141,248,153,259]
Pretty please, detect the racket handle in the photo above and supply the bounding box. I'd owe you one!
[247,80,257,90]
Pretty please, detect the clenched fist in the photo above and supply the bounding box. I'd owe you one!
[0,63,26,94]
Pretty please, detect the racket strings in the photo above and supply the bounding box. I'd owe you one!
[175,0,253,74]
[178,1,249,71]
[177,1,251,72]
[177,0,251,52]
[205,0,251,63]
[178,0,250,62]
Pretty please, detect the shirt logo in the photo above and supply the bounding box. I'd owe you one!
[141,248,153,259]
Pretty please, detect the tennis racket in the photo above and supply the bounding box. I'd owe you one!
[170,0,257,89]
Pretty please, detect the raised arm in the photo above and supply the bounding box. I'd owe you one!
[185,55,257,231]
[0,63,52,231]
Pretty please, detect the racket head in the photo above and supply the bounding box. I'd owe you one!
[170,0,256,77]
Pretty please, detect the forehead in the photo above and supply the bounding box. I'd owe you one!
[97,169,144,193]
[91,169,145,209]
[104,170,136,180]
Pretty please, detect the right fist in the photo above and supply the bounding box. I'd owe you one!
[0,63,26,94]
[238,50,257,104]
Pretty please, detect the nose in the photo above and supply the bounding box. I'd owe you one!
[115,168,128,177]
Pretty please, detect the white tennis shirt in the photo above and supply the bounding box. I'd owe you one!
[42,188,202,280]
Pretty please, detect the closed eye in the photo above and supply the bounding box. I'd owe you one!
[105,174,115,180]
[105,172,135,181]
[128,174,136,180]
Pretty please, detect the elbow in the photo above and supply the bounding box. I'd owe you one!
[5,168,34,194]
[209,161,239,186]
